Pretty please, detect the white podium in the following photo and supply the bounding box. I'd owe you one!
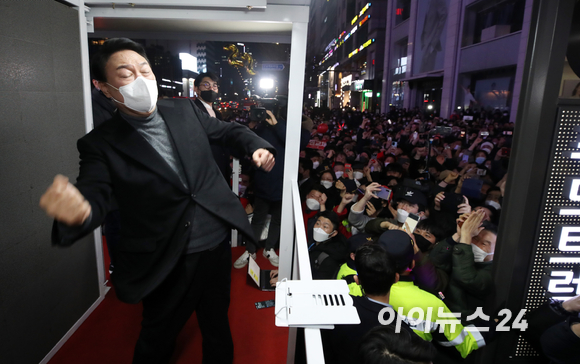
[274,279,361,329]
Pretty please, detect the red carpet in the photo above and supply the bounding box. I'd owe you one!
[48,245,287,364]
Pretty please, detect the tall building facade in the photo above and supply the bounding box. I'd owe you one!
[306,0,533,121]
[381,0,532,121]
[307,0,388,112]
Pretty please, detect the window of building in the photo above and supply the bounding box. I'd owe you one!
[395,0,411,25]
[463,0,525,46]
[392,38,408,76]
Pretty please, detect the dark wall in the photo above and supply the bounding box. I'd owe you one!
[0,1,100,363]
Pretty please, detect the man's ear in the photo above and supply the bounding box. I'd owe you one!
[394,272,400,284]
[98,81,113,99]
[354,275,360,286]
[350,252,356,261]
[330,230,338,238]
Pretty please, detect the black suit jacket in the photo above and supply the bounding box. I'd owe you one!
[53,98,274,304]
[322,296,414,364]
[193,98,232,182]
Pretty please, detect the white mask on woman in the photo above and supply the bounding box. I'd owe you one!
[321,180,333,189]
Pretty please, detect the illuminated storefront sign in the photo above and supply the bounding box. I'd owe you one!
[352,80,364,91]
[349,38,375,58]
[341,75,352,88]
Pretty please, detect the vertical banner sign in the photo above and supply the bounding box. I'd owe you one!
[516,105,580,357]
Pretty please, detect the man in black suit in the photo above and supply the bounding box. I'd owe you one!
[39,38,275,364]
[322,243,420,364]
[193,72,232,182]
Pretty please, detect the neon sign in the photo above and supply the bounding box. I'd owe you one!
[519,107,580,305]
[319,3,372,66]
[349,38,375,58]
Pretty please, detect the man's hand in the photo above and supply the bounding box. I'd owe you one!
[364,182,381,201]
[39,175,91,226]
[444,171,459,184]
[562,294,580,313]
[434,192,445,211]
[459,210,485,244]
[341,193,355,205]
[265,110,278,126]
[252,148,275,171]
[365,201,377,217]
[457,196,471,214]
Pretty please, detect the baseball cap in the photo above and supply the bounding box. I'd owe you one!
[377,230,415,271]
[479,142,494,154]
[397,187,428,208]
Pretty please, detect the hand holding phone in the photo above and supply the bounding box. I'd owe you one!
[403,213,420,233]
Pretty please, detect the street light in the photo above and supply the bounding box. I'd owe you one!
[260,78,274,89]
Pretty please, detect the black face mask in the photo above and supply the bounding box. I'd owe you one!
[200,90,219,103]
[414,233,432,253]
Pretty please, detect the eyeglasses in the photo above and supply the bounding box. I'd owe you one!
[200,81,219,90]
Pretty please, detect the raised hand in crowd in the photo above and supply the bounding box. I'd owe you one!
[365,201,377,217]
[434,191,445,211]
[459,210,486,244]
[457,196,472,215]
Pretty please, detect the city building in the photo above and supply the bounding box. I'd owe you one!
[381,0,531,121]
[307,0,388,112]
[307,0,532,121]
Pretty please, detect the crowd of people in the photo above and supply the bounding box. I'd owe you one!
[230,105,517,363]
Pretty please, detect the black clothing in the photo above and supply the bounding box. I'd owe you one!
[524,299,580,364]
[53,98,274,304]
[308,234,348,280]
[193,98,232,182]
[322,296,415,364]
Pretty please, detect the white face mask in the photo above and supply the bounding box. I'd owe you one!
[107,76,158,113]
[335,171,344,179]
[312,161,320,169]
[397,208,409,223]
[485,200,501,210]
[238,184,247,196]
[472,244,493,263]
[306,198,320,211]
[313,227,332,242]
[354,171,364,180]
[321,180,333,189]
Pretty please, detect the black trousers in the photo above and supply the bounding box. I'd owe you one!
[247,196,282,254]
[132,238,233,364]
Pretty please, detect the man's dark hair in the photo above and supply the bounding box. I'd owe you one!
[355,244,397,296]
[358,325,437,364]
[299,158,313,173]
[482,220,498,236]
[385,163,404,175]
[416,218,446,242]
[91,38,149,82]
[194,72,219,87]
[316,210,340,232]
